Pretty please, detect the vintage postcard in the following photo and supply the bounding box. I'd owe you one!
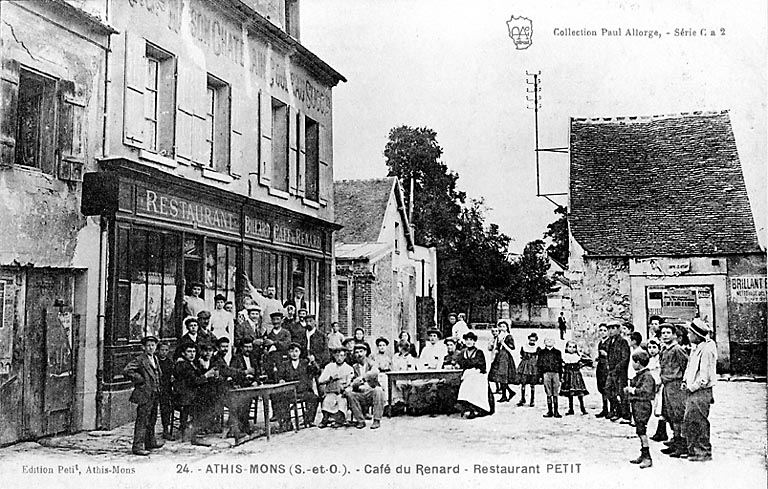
[0,1,765,488]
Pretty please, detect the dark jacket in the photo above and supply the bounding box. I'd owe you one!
[286,320,306,343]
[458,347,487,373]
[629,368,656,402]
[297,329,330,367]
[123,352,162,405]
[173,357,207,407]
[443,351,462,369]
[229,352,260,386]
[537,347,563,374]
[174,333,200,359]
[158,356,174,395]
[277,358,320,394]
[194,358,221,406]
[607,336,630,376]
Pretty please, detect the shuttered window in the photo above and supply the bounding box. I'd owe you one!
[304,116,319,201]
[271,98,289,191]
[206,74,231,173]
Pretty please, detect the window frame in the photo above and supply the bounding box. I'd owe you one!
[205,74,231,173]
[270,97,290,192]
[143,43,176,157]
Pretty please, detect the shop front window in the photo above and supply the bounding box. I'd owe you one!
[125,228,179,341]
[205,242,238,308]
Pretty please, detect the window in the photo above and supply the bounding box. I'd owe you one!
[394,222,400,253]
[304,116,320,201]
[271,98,289,191]
[15,68,56,172]
[243,247,321,316]
[143,44,175,156]
[119,227,180,342]
[205,75,231,172]
[204,242,238,308]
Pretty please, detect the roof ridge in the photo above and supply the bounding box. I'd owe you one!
[335,176,396,184]
[571,110,729,124]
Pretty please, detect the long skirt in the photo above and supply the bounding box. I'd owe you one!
[489,349,517,384]
[458,369,495,416]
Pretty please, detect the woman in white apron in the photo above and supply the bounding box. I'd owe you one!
[457,331,495,418]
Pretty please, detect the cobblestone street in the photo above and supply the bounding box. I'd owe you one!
[1,371,764,489]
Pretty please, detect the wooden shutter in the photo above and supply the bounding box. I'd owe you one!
[175,61,195,161]
[258,91,271,185]
[192,71,209,166]
[318,123,330,204]
[123,32,145,147]
[288,107,298,194]
[297,112,306,197]
[229,84,244,178]
[57,80,86,181]
[0,59,19,164]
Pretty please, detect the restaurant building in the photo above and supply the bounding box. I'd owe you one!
[80,0,345,428]
[567,111,766,374]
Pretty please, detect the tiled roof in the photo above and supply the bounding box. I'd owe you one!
[569,111,761,256]
[334,178,396,243]
[335,242,390,261]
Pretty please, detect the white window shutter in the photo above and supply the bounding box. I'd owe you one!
[123,32,145,147]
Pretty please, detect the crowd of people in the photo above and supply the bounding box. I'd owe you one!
[123,286,717,466]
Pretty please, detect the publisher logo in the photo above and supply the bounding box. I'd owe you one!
[507,15,533,50]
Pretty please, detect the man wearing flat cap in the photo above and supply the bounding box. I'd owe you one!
[346,343,385,429]
[175,316,201,360]
[264,310,291,382]
[605,320,630,421]
[123,335,164,456]
[681,318,717,462]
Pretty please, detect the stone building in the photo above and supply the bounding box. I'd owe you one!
[567,111,766,374]
[0,0,115,444]
[334,178,437,347]
[79,0,344,428]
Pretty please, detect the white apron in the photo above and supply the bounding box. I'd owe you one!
[458,368,490,413]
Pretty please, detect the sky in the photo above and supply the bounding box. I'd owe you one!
[301,0,767,253]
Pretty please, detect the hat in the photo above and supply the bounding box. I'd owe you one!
[183,316,199,328]
[216,336,230,346]
[528,332,539,340]
[245,303,261,311]
[178,340,197,351]
[198,341,214,351]
[342,337,355,346]
[197,310,211,319]
[448,312,457,318]
[426,328,442,338]
[353,343,368,351]
[270,311,284,319]
[294,285,305,291]
[140,335,159,345]
[375,337,390,346]
[606,319,622,328]
[283,300,296,309]
[463,331,478,341]
[444,337,457,345]
[331,347,347,355]
[687,318,711,338]
[288,342,302,351]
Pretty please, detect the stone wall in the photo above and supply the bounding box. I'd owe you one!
[727,253,767,374]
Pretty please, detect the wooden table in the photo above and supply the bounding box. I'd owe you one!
[385,369,463,417]
[229,381,300,440]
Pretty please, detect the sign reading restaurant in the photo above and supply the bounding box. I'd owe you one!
[137,188,240,235]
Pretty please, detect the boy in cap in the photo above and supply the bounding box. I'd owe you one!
[442,337,461,369]
[235,303,262,345]
[317,348,355,428]
[681,319,717,462]
[624,349,655,468]
[327,321,344,351]
[156,341,175,440]
[658,323,690,457]
[299,314,330,368]
[175,316,201,359]
[123,335,164,455]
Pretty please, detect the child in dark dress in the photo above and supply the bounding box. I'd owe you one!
[625,350,656,468]
[560,340,589,415]
[156,341,175,440]
[515,333,541,407]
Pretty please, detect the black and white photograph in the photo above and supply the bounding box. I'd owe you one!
[0,1,765,488]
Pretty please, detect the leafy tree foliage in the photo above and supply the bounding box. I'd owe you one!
[514,239,557,316]
[544,206,568,266]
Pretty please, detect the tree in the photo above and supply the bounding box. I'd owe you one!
[516,239,557,317]
[384,126,515,325]
[384,126,465,246]
[544,206,568,266]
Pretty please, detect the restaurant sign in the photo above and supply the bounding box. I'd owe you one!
[136,187,240,235]
[729,276,767,303]
[244,209,324,251]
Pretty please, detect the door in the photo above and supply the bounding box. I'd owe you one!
[23,270,75,438]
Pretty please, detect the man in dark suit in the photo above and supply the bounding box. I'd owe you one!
[297,314,330,368]
[274,343,321,428]
[606,320,630,421]
[264,311,292,382]
[228,338,260,436]
[123,335,165,456]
